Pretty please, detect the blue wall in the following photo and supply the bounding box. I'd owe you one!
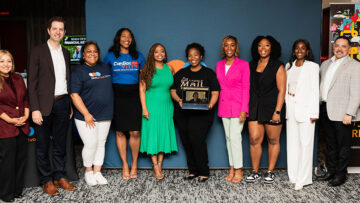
[85,0,322,168]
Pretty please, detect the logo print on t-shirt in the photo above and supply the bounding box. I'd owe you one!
[113,61,139,71]
[180,77,204,88]
[88,72,101,76]
[131,61,139,67]
[89,72,110,80]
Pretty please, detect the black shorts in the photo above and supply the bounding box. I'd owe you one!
[248,118,283,125]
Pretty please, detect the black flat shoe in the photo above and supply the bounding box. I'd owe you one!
[199,177,209,182]
[14,193,23,198]
[0,197,15,202]
[317,172,334,181]
[328,176,346,187]
[184,175,197,180]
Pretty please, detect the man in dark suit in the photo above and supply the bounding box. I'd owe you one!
[318,36,360,186]
[28,16,76,195]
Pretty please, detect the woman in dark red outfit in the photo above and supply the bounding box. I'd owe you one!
[0,50,30,202]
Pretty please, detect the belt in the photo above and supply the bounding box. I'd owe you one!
[288,92,295,97]
[54,94,68,100]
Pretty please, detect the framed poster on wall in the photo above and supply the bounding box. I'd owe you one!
[330,4,360,61]
[61,35,86,64]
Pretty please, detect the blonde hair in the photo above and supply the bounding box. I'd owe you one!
[221,35,239,59]
[0,50,15,91]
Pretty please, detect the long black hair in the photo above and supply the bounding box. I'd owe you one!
[288,39,314,70]
[251,35,281,61]
[108,28,139,59]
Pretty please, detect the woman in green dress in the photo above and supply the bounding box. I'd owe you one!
[139,43,178,179]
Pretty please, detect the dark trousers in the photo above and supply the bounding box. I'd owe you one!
[35,96,70,185]
[0,130,27,201]
[174,109,214,176]
[320,103,352,178]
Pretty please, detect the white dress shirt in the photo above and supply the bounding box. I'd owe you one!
[47,40,68,96]
[321,56,344,102]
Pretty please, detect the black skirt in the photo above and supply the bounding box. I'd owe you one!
[112,84,142,131]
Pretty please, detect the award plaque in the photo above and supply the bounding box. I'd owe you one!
[181,87,210,110]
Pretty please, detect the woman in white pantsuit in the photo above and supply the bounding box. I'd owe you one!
[285,39,319,190]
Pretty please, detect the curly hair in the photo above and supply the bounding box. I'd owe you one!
[185,43,205,58]
[140,43,167,90]
[108,28,139,59]
[251,35,281,61]
[80,41,101,65]
[0,50,15,91]
[221,35,239,58]
[288,39,315,70]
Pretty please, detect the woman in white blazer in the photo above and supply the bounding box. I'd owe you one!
[285,39,319,191]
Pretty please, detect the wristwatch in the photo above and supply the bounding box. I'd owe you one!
[275,110,281,115]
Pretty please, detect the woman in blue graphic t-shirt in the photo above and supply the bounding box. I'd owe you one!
[71,41,113,186]
[104,28,145,180]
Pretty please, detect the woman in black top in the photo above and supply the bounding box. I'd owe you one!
[245,36,286,184]
[170,43,220,182]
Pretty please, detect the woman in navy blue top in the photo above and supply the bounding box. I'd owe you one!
[71,41,113,186]
[104,28,145,179]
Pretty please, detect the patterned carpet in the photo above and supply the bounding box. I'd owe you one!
[9,168,360,202]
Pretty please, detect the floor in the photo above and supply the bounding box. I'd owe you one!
[12,168,360,202]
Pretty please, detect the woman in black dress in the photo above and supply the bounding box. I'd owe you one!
[245,36,286,184]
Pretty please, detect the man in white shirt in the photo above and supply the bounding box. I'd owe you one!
[28,16,76,195]
[318,36,360,186]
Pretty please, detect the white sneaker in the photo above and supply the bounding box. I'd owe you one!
[84,171,97,186]
[94,172,108,185]
[294,185,303,190]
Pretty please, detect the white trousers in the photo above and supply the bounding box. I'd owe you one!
[286,97,315,187]
[75,119,111,167]
[222,117,244,169]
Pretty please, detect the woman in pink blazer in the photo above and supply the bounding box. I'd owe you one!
[216,35,250,183]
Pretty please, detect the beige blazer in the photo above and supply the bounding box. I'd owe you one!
[320,56,360,121]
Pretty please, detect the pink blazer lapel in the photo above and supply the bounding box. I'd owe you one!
[225,57,239,79]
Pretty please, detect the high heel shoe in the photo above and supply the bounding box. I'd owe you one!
[153,163,163,180]
[130,162,137,179]
[232,169,243,183]
[158,162,164,176]
[122,164,130,180]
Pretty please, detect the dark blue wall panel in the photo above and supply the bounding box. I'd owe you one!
[85,0,322,168]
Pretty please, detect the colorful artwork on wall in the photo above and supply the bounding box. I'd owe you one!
[330,4,360,61]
